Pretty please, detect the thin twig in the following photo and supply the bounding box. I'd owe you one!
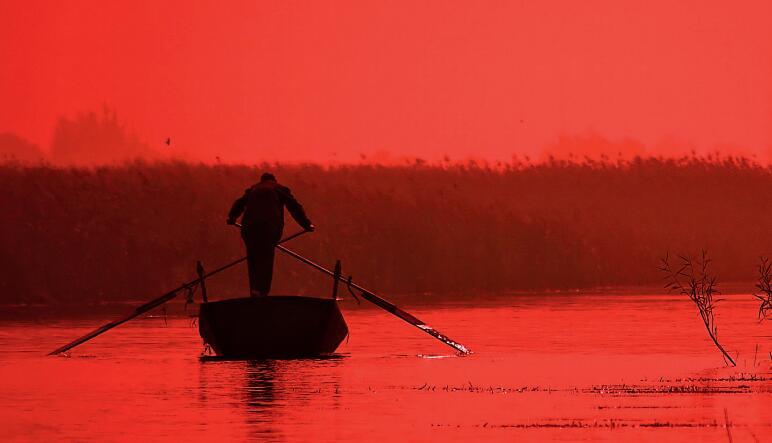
[724,408,733,443]
[660,251,736,366]
[753,257,772,321]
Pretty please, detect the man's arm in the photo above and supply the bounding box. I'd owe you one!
[279,186,313,230]
[227,188,250,224]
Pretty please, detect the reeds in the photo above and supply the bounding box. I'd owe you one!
[1,157,772,304]
[753,257,772,321]
[659,251,736,366]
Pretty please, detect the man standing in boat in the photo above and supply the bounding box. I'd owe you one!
[227,173,315,297]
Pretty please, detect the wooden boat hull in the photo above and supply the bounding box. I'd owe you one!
[198,295,348,359]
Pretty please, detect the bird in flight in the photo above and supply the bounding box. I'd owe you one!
[165,137,171,146]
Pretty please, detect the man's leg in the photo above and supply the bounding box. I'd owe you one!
[255,245,275,296]
[244,241,262,297]
[243,230,280,297]
[246,240,275,297]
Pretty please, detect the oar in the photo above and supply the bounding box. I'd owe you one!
[233,224,472,355]
[47,229,308,356]
[278,245,472,355]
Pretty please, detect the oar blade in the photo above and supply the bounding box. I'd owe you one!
[47,291,178,355]
[48,320,121,355]
[414,323,472,355]
[378,301,472,355]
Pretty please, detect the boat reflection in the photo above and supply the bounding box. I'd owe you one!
[198,355,345,439]
[243,360,277,412]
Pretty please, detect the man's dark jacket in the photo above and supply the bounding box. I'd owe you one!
[228,179,312,240]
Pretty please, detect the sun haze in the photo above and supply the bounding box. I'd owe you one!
[2,0,771,164]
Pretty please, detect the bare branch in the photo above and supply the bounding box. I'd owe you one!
[753,256,772,321]
[659,250,736,366]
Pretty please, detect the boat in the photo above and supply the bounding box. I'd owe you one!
[198,295,348,359]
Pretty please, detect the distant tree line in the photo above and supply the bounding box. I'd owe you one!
[0,106,159,166]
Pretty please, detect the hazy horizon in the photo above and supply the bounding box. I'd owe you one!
[3,1,771,165]
[2,109,771,166]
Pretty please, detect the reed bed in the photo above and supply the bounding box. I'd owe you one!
[1,157,771,304]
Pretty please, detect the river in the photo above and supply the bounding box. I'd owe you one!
[0,293,769,441]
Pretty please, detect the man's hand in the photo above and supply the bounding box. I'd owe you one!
[305,223,316,232]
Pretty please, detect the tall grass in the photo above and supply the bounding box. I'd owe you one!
[1,156,771,304]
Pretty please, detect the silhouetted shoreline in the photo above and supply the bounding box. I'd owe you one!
[2,158,770,304]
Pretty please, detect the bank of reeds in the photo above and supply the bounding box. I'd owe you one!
[1,156,771,304]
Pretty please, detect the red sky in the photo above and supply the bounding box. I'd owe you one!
[1,0,771,163]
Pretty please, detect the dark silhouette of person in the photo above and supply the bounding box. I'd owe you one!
[227,173,314,297]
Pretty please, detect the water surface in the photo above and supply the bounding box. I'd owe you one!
[0,294,769,441]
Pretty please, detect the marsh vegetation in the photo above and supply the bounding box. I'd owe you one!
[1,156,771,304]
